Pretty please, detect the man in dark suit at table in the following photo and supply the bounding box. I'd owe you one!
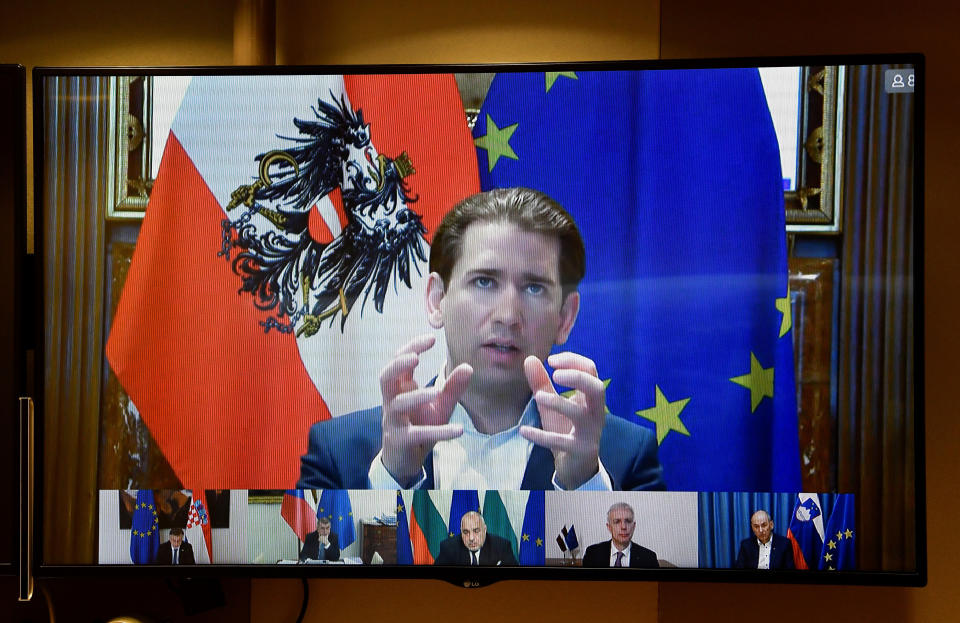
[299,517,341,562]
[435,511,517,566]
[734,509,794,570]
[582,502,658,568]
[155,527,195,565]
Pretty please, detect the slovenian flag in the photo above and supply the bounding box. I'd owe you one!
[474,69,800,491]
[787,492,825,569]
[106,74,480,488]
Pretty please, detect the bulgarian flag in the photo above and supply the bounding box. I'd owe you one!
[409,490,446,565]
[184,489,214,564]
[106,74,480,488]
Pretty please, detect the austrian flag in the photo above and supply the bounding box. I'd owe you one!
[106,74,480,488]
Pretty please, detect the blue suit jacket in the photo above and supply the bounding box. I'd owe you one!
[297,406,665,490]
[734,533,795,570]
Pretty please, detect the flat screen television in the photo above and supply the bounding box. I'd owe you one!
[29,55,924,586]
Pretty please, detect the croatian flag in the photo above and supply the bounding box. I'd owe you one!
[184,490,214,564]
[106,74,480,488]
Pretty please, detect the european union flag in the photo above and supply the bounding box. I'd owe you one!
[396,490,413,565]
[820,494,855,570]
[518,490,545,565]
[448,490,480,537]
[317,489,356,549]
[474,69,800,491]
[129,489,159,564]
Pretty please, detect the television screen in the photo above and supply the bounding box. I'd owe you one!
[31,56,923,584]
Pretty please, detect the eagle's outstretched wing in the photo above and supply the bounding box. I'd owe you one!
[254,93,369,212]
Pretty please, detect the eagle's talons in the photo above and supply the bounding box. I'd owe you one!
[296,314,321,338]
[226,181,263,211]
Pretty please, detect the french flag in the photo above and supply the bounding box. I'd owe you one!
[106,74,479,488]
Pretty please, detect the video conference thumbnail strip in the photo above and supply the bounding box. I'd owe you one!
[96,490,857,570]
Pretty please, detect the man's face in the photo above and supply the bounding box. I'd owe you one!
[169,534,183,548]
[427,221,579,396]
[606,507,636,550]
[317,522,331,537]
[460,514,487,552]
[751,514,773,544]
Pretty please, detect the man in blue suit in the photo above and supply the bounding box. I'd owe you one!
[298,188,664,491]
[734,510,795,570]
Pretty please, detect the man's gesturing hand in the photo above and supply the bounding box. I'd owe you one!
[380,334,472,487]
[519,352,606,490]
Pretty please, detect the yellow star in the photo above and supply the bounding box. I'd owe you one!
[146,529,152,536]
[729,352,774,412]
[828,565,835,570]
[636,385,691,445]
[844,529,854,539]
[397,504,404,514]
[836,531,843,540]
[562,379,611,413]
[536,538,543,547]
[474,115,519,172]
[545,71,578,92]
[349,512,353,517]
[318,507,324,514]
[827,539,836,550]
[775,291,792,338]
[824,552,833,562]
[338,515,343,521]
[522,533,530,542]
[449,532,455,538]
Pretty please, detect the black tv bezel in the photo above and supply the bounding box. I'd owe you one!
[29,53,926,587]
[1,63,27,580]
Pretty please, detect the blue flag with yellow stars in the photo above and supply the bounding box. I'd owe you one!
[518,490,545,566]
[317,489,356,549]
[820,494,855,570]
[448,490,480,537]
[129,489,159,564]
[473,69,800,491]
[396,490,414,564]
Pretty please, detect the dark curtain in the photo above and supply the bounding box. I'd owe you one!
[837,65,915,571]
[42,76,111,563]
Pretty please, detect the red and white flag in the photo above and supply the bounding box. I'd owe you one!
[185,490,214,564]
[106,74,480,488]
[281,489,316,542]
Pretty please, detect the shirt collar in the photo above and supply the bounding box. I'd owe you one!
[436,364,542,433]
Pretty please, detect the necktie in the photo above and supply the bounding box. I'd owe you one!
[471,551,478,566]
[615,551,623,567]
[174,548,179,565]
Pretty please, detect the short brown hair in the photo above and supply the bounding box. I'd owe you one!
[429,188,586,300]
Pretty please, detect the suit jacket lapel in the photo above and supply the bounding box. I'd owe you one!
[423,451,436,489]
[520,445,555,489]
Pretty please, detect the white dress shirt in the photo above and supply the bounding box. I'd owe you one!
[368,366,612,490]
[610,542,631,567]
[757,538,772,569]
